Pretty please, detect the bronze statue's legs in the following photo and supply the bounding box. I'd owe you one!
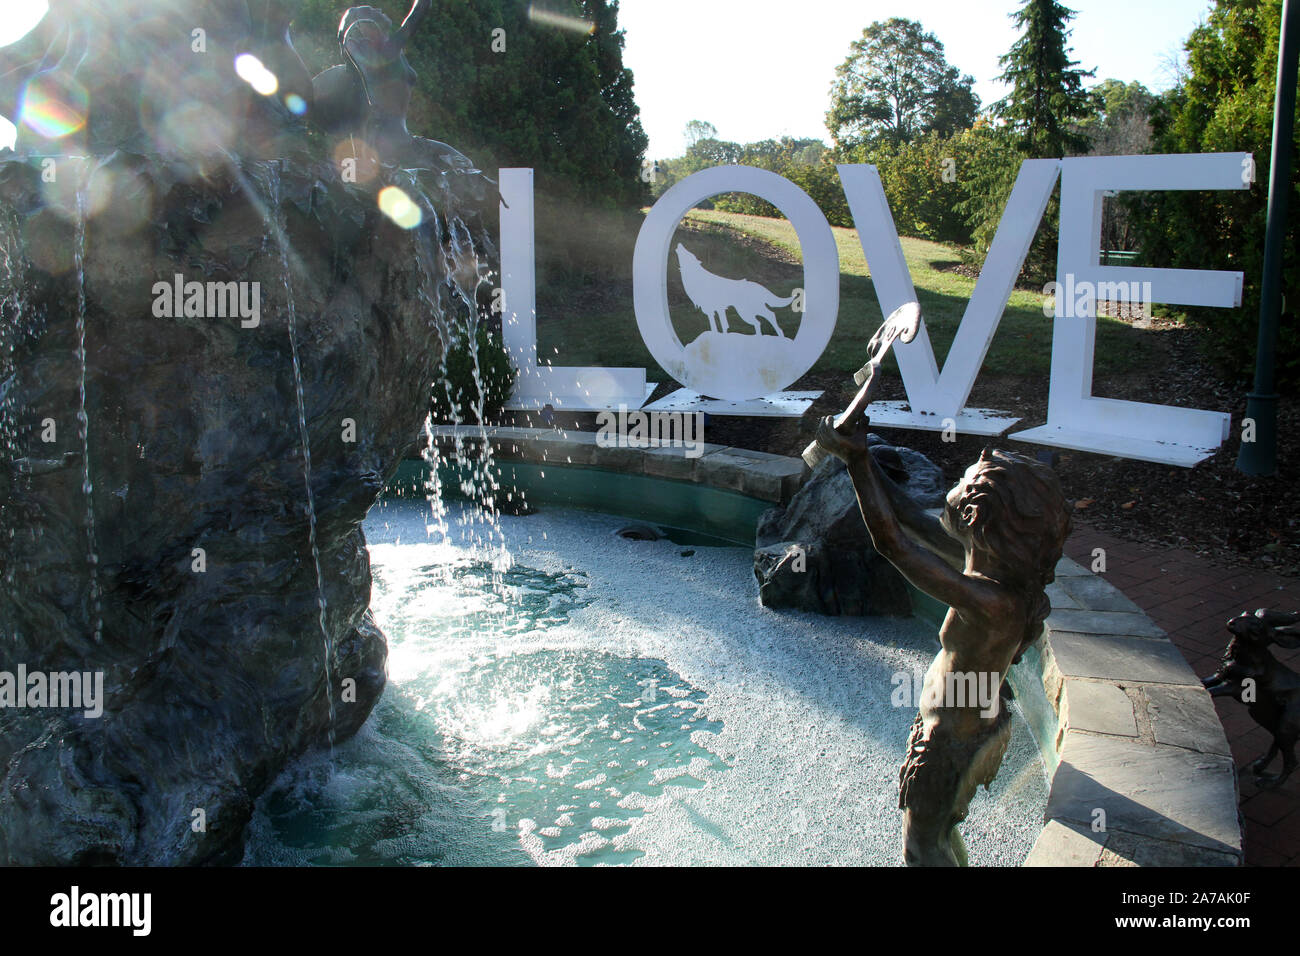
[899,708,1012,866]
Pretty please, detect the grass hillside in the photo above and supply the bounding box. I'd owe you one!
[537,207,1156,382]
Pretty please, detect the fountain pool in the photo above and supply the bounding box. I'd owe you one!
[243,490,1049,867]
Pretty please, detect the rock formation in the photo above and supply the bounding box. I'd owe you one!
[0,0,488,863]
[753,437,944,616]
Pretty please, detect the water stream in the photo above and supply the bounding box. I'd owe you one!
[414,173,516,589]
[73,175,102,644]
[264,161,334,743]
[0,201,29,592]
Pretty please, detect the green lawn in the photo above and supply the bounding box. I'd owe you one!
[535,207,1157,383]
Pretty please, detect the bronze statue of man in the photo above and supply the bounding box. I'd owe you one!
[815,424,1072,865]
[313,0,477,178]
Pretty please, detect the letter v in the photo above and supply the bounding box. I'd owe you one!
[836,160,1059,433]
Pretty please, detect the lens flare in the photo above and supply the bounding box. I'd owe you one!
[527,5,595,34]
[284,93,307,116]
[234,54,278,96]
[158,101,235,158]
[378,186,422,229]
[18,72,88,140]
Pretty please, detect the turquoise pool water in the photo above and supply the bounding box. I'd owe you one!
[243,497,1048,866]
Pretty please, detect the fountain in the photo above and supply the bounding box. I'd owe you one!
[0,1,1242,869]
[0,0,492,864]
[0,0,1050,868]
[265,159,335,744]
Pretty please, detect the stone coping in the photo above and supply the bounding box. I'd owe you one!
[429,424,809,504]
[430,424,1243,866]
[1025,557,1241,866]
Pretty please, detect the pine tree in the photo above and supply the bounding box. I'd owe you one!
[995,0,1097,158]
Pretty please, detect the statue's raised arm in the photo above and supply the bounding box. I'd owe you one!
[394,0,432,48]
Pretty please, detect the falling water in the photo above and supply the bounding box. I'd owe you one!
[438,205,515,580]
[73,179,102,644]
[410,172,515,592]
[0,202,28,591]
[265,161,335,744]
[420,413,450,552]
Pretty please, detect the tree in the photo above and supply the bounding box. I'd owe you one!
[684,119,718,150]
[994,0,1097,158]
[1078,80,1155,254]
[1130,0,1298,383]
[687,136,743,168]
[293,0,649,209]
[652,135,850,226]
[953,121,1024,255]
[713,137,838,218]
[827,18,979,150]
[972,1,1100,283]
[1081,79,1155,156]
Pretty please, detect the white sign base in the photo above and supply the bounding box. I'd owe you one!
[645,388,823,418]
[1011,422,1224,468]
[865,401,1022,437]
[504,378,657,413]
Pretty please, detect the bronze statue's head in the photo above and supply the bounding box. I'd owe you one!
[942,448,1073,591]
[337,3,419,128]
[340,7,396,65]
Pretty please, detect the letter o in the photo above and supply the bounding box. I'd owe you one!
[633,166,839,401]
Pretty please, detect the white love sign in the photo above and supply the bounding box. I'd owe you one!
[499,151,1250,467]
[632,165,839,400]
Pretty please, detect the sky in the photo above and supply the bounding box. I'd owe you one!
[620,0,1215,158]
[0,0,1213,155]
[0,0,47,148]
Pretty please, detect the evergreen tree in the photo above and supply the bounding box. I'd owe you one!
[965,0,1100,284]
[293,0,648,208]
[994,0,1097,158]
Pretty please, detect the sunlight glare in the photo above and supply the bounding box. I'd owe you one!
[234,53,278,96]
[527,5,595,35]
[0,0,48,47]
[377,186,422,229]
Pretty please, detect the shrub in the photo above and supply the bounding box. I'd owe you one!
[1129,0,1299,383]
[431,325,517,425]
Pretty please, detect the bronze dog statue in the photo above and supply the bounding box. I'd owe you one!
[1202,608,1300,788]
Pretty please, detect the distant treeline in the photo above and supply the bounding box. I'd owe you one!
[653,1,1298,383]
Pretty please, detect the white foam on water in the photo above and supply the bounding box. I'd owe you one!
[244,497,1048,867]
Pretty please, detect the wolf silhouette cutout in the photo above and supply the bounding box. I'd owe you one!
[675,243,792,338]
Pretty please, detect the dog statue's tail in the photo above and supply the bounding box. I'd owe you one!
[766,292,797,308]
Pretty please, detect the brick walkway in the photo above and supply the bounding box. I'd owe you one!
[1063,524,1299,867]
